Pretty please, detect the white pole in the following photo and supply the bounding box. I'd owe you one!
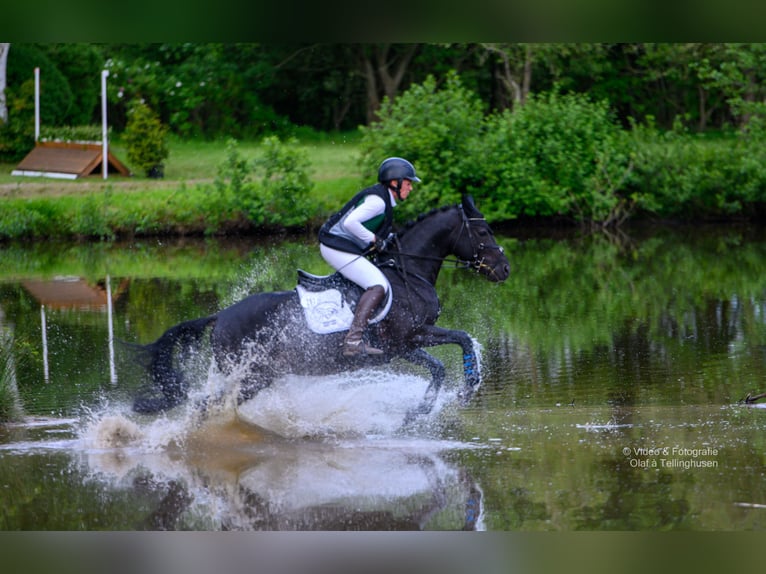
[101,69,109,180]
[106,275,117,384]
[40,305,49,383]
[34,67,40,142]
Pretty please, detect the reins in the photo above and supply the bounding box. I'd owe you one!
[373,204,505,322]
[376,206,505,280]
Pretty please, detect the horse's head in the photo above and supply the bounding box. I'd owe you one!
[451,195,510,282]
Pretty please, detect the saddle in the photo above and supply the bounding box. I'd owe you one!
[295,269,392,334]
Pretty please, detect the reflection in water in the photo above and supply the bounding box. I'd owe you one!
[79,410,484,531]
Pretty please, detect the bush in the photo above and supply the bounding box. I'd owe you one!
[6,44,74,127]
[211,136,315,231]
[255,135,314,228]
[358,73,635,225]
[625,123,766,218]
[477,91,635,224]
[0,108,35,162]
[358,71,486,221]
[123,100,169,177]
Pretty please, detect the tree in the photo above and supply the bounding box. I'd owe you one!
[357,44,421,123]
[475,43,609,112]
[692,43,766,130]
[0,43,9,124]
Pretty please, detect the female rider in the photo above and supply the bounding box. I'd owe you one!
[318,157,420,356]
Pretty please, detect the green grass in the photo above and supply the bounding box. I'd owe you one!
[0,132,365,204]
[0,132,370,239]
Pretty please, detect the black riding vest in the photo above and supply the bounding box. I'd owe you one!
[318,183,394,254]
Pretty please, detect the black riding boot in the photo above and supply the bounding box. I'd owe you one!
[343,285,386,357]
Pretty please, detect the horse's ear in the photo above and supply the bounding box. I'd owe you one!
[461,194,482,218]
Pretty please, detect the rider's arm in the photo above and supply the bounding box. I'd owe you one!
[343,195,386,245]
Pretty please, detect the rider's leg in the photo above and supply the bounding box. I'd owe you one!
[320,244,390,357]
[343,284,386,356]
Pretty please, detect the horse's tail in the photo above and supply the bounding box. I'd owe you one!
[131,315,217,414]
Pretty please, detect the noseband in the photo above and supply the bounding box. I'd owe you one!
[452,206,505,279]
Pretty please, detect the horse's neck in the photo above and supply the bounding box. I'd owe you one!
[395,208,459,284]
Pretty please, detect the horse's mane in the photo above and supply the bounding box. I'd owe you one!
[396,204,458,238]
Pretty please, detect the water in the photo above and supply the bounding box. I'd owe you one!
[2,227,766,530]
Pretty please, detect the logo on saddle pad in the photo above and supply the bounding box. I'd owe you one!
[295,270,392,334]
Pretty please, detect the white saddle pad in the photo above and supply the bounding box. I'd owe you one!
[295,284,392,334]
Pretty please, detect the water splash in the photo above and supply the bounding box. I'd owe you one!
[237,369,454,439]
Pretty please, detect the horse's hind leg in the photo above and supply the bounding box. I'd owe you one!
[403,348,446,420]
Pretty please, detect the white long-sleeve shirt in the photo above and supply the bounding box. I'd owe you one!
[342,191,397,244]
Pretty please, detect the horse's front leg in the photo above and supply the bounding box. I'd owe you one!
[410,325,481,405]
[402,348,446,421]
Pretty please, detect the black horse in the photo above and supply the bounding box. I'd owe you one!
[133,195,510,416]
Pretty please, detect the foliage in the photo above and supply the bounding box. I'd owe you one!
[476,90,636,225]
[692,44,766,129]
[123,100,169,177]
[625,120,766,218]
[209,138,254,232]
[358,72,486,221]
[360,73,637,225]
[103,44,289,138]
[254,135,314,227]
[0,102,34,161]
[38,43,104,125]
[210,136,315,231]
[39,124,110,143]
[6,44,73,127]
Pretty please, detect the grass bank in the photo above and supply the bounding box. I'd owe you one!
[0,134,364,239]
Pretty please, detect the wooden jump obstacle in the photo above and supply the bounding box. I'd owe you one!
[11,141,131,180]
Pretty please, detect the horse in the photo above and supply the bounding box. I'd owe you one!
[132,194,510,418]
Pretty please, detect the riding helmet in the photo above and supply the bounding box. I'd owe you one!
[378,157,421,184]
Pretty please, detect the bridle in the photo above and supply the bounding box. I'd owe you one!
[450,205,506,279]
[374,203,506,327]
[377,204,505,281]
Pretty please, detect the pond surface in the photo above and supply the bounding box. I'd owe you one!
[1,225,766,530]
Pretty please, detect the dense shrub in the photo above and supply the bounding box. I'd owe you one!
[210,136,315,231]
[6,44,73,127]
[40,43,103,125]
[254,135,314,227]
[358,71,486,221]
[123,101,169,177]
[359,72,636,225]
[477,91,636,224]
[625,122,766,218]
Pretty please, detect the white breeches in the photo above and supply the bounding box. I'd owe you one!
[320,243,390,294]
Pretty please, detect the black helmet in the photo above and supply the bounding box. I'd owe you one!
[378,157,421,184]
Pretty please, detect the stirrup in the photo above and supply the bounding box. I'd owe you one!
[342,338,384,357]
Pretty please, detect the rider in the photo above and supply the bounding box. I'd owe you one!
[318,157,421,357]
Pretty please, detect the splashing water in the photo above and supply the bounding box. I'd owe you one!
[237,369,455,439]
[79,360,461,456]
